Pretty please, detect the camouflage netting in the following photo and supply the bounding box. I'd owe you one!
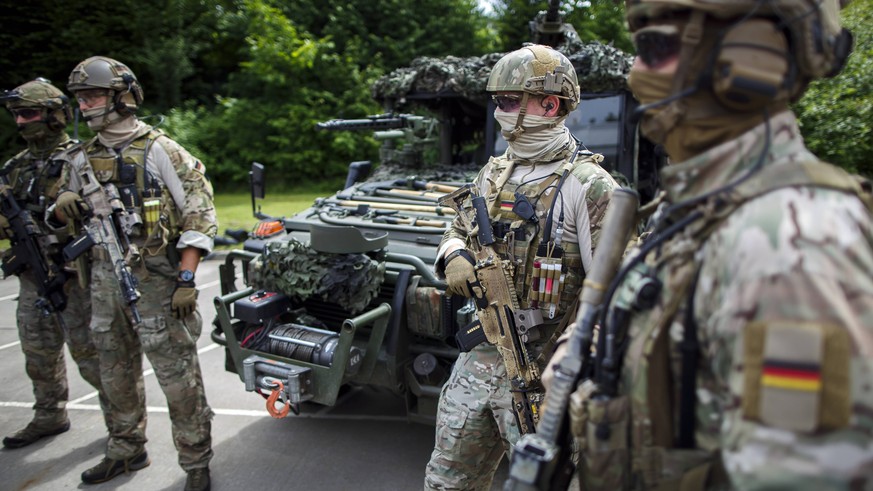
[248,239,386,314]
[371,42,633,106]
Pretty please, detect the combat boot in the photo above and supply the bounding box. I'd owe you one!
[185,467,210,491]
[2,419,71,449]
[81,451,150,484]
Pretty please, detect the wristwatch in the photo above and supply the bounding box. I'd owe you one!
[178,269,195,283]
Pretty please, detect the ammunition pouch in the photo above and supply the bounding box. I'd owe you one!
[572,381,631,491]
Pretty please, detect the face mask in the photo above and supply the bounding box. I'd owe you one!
[627,69,676,145]
[17,121,52,143]
[83,105,123,131]
[494,110,572,161]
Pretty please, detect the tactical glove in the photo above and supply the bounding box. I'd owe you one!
[0,214,11,240]
[444,249,477,297]
[171,280,198,319]
[55,191,89,222]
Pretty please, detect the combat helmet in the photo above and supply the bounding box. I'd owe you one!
[1,78,72,131]
[625,0,853,104]
[67,56,144,114]
[487,45,580,112]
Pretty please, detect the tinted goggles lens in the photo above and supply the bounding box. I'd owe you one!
[492,95,522,112]
[633,26,681,68]
[75,89,107,106]
[10,107,42,119]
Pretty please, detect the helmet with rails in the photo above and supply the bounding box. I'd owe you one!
[67,55,144,115]
[487,44,580,113]
[625,0,853,103]
[2,78,73,131]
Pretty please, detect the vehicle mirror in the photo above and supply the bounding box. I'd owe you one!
[250,162,266,199]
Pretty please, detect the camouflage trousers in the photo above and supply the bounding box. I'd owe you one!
[424,343,519,491]
[90,252,213,471]
[16,270,110,428]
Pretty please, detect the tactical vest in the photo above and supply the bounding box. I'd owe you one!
[575,159,873,491]
[4,140,80,244]
[482,152,605,328]
[6,141,76,215]
[83,129,181,253]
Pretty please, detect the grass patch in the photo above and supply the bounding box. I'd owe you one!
[0,190,328,253]
[215,190,326,235]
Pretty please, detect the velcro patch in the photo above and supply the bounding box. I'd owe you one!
[743,321,851,433]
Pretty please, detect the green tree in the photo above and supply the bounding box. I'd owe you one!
[794,0,873,176]
[284,0,495,70]
[165,0,382,189]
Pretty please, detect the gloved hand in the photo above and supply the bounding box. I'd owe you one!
[0,214,11,240]
[172,281,198,319]
[444,249,477,297]
[541,328,571,395]
[55,191,89,222]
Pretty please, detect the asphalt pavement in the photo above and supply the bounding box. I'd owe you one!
[0,253,508,490]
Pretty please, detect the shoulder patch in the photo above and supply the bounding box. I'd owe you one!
[742,320,851,432]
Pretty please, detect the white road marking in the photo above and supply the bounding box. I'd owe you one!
[0,280,226,352]
[0,400,408,421]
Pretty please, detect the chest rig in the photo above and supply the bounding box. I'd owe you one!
[83,130,180,253]
[483,155,585,325]
[7,142,74,216]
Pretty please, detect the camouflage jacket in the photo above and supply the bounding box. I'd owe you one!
[59,121,217,254]
[592,111,873,490]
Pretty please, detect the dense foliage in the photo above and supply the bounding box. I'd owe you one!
[0,0,869,190]
[792,0,872,176]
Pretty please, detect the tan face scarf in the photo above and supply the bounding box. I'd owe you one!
[494,110,573,161]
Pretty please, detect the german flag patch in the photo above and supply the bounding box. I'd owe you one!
[761,360,821,392]
[743,321,851,433]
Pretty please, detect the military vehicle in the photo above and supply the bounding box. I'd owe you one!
[210,4,663,425]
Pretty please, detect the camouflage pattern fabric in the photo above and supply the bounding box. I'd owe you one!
[151,131,218,243]
[249,239,385,314]
[58,125,216,471]
[372,43,631,107]
[15,270,110,429]
[424,344,519,491]
[1,137,111,434]
[89,254,213,469]
[571,110,873,490]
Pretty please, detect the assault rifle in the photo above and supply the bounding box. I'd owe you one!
[504,188,640,490]
[64,168,142,324]
[0,174,69,316]
[439,184,544,435]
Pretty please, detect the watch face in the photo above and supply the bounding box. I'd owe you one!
[179,270,195,282]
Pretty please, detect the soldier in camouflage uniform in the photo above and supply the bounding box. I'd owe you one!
[53,57,217,491]
[545,0,873,489]
[425,45,618,490]
[0,79,111,449]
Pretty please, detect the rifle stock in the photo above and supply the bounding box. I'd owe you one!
[505,188,639,491]
[439,185,542,435]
